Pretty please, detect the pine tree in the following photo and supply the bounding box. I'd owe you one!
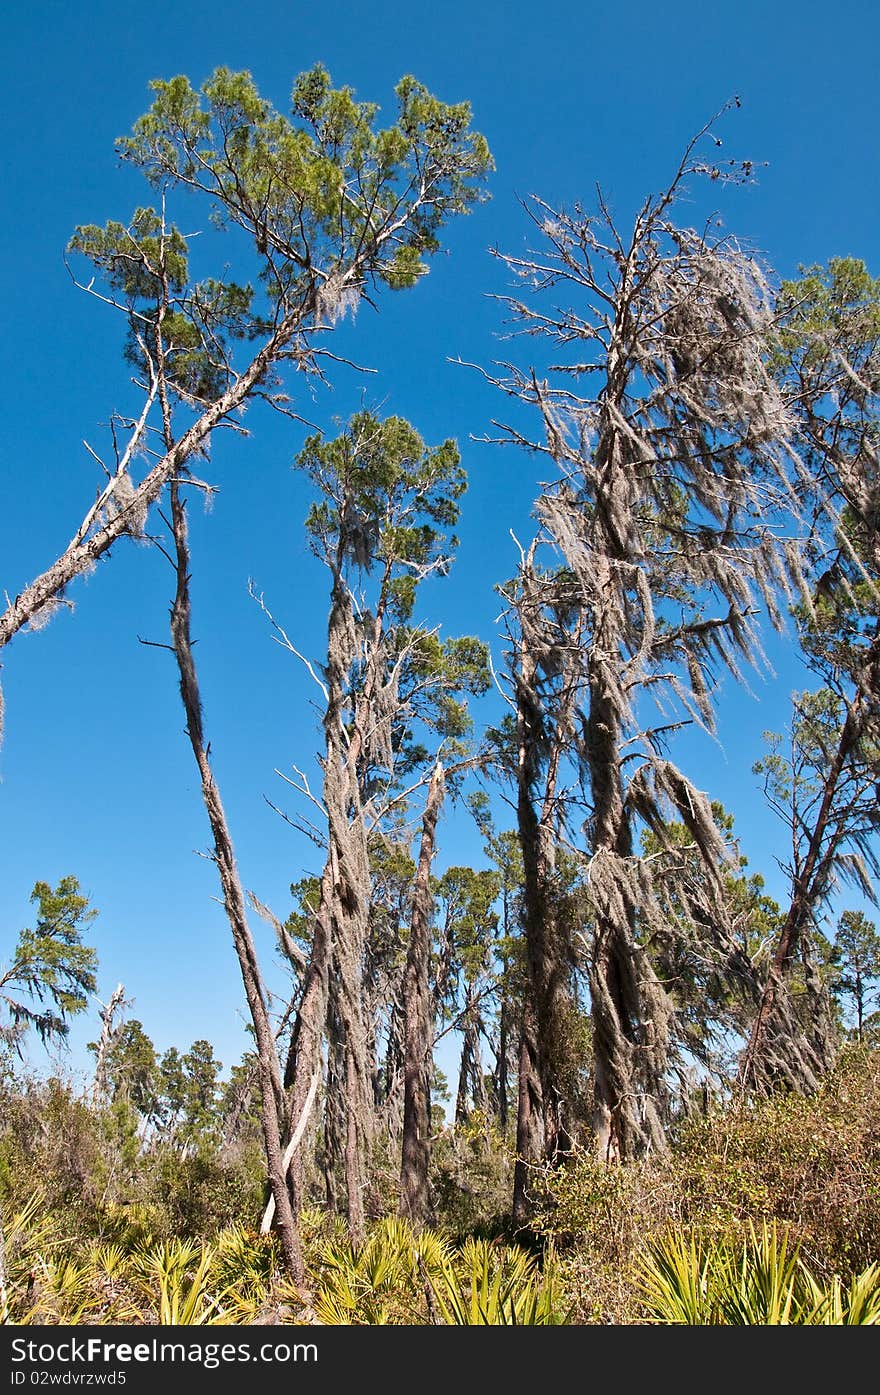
[0,878,98,1052]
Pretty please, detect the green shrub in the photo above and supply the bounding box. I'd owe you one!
[667,1046,880,1271]
[430,1114,515,1239]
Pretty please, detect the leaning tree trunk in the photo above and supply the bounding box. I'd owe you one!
[283,888,332,1211]
[400,760,445,1228]
[0,321,305,653]
[167,483,304,1282]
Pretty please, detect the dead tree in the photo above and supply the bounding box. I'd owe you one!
[164,480,305,1281]
[484,111,805,1163]
[90,983,129,1107]
[283,500,378,1238]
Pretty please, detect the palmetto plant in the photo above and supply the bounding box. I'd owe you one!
[802,1263,880,1324]
[427,1237,566,1326]
[311,1219,566,1326]
[638,1221,880,1324]
[209,1224,284,1324]
[96,1199,163,1251]
[213,1224,278,1289]
[129,1237,240,1325]
[80,1241,136,1322]
[3,1202,570,1327]
[28,1256,103,1324]
[87,1241,129,1278]
[1,1201,294,1326]
[311,1216,443,1325]
[4,1243,129,1326]
[1,1191,64,1324]
[719,1223,804,1325]
[636,1228,718,1324]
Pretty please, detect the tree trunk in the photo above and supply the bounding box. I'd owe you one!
[741,696,860,1092]
[584,534,670,1160]
[319,1002,345,1212]
[382,999,406,1134]
[455,995,488,1125]
[400,760,445,1227]
[286,566,375,1234]
[495,967,511,1134]
[325,776,372,1237]
[512,634,574,1219]
[168,484,304,1283]
[0,311,309,653]
[512,1010,543,1225]
[90,983,126,1106]
[283,892,332,1210]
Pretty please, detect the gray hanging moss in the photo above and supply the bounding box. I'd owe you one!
[491,114,812,1166]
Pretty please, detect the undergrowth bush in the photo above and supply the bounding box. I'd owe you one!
[1,1049,878,1324]
[527,1047,880,1320]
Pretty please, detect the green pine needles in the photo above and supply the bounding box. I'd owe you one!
[0,878,98,1051]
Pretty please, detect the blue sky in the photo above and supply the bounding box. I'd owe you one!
[2,0,878,1086]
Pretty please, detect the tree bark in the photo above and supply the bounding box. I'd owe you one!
[511,630,574,1220]
[0,312,309,654]
[167,483,304,1283]
[495,967,511,1134]
[400,760,445,1228]
[282,890,332,1210]
[512,1010,543,1225]
[455,993,488,1125]
[584,538,670,1161]
[286,565,378,1235]
[740,695,861,1092]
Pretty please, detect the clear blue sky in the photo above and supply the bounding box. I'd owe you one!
[1,0,878,1086]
